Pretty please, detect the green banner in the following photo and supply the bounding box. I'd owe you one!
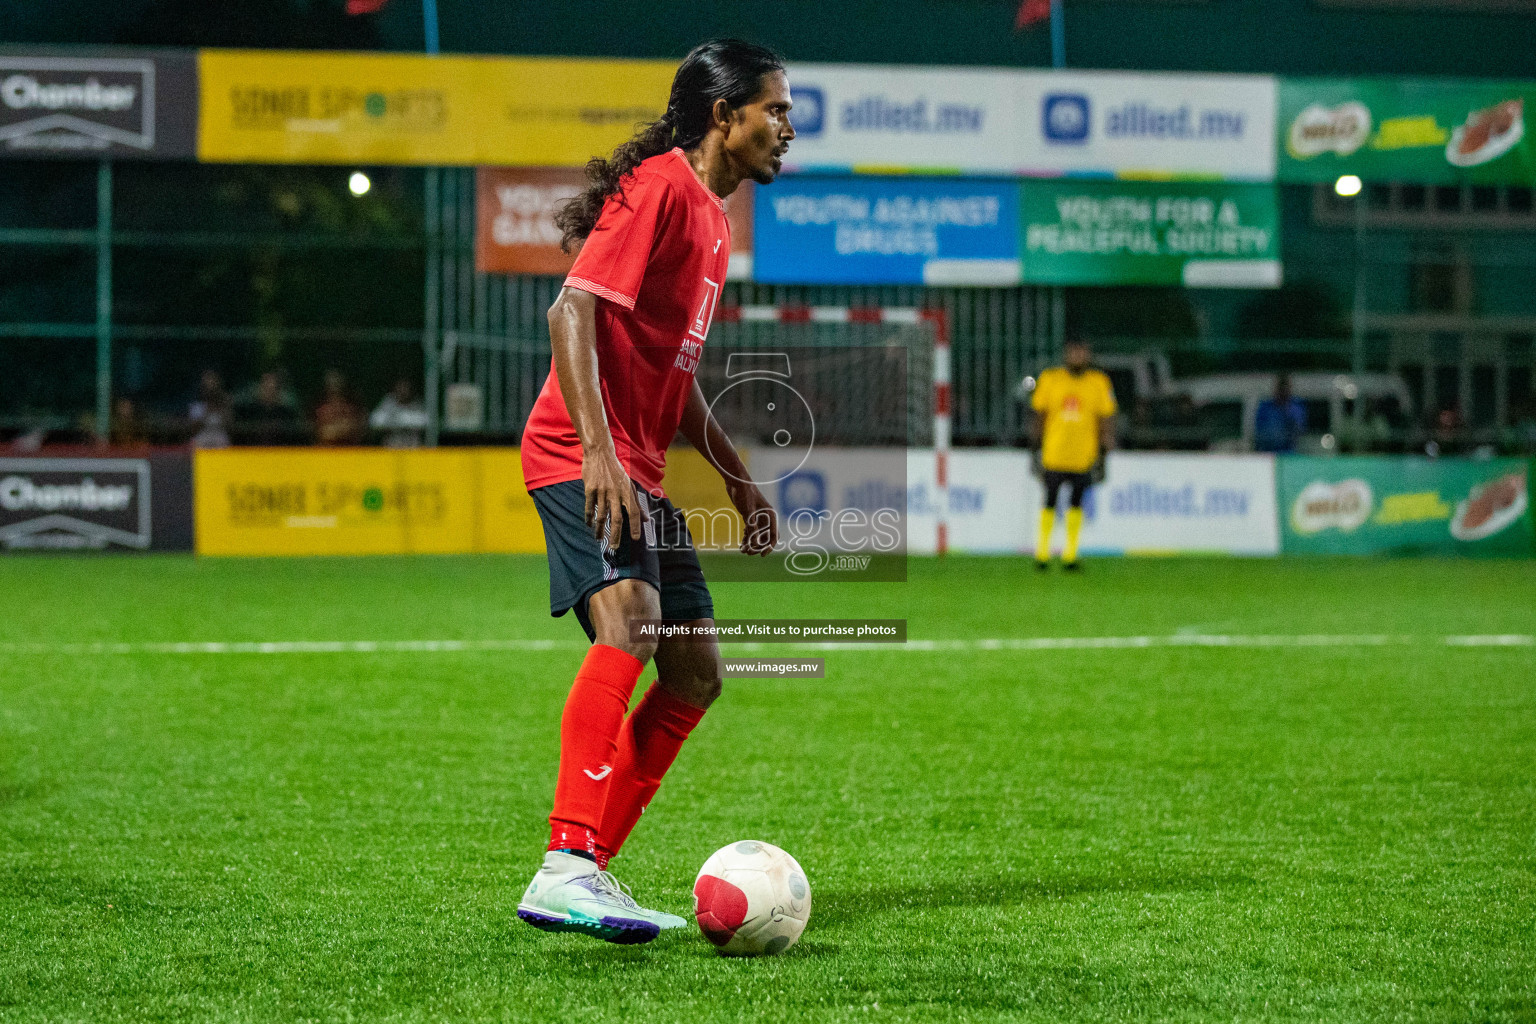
[1280,78,1534,185]
[1019,180,1280,288]
[1277,456,1532,556]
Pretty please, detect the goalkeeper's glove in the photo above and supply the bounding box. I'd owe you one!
[1090,454,1107,485]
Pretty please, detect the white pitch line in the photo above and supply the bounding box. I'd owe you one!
[0,634,1530,655]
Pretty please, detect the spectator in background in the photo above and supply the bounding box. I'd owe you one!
[371,378,428,447]
[314,369,365,445]
[1254,373,1306,453]
[1426,406,1465,458]
[187,369,231,449]
[235,370,306,445]
[110,397,149,449]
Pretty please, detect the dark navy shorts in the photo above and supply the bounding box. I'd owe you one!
[1042,470,1092,510]
[530,478,715,641]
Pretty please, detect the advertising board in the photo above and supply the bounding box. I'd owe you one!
[1279,77,1536,185]
[1277,455,1531,555]
[753,176,1020,285]
[0,455,192,551]
[0,48,197,159]
[784,63,1276,180]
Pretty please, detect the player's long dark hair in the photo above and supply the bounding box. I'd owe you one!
[555,38,785,253]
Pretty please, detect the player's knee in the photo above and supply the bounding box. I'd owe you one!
[599,633,657,664]
[588,581,661,664]
[668,665,721,708]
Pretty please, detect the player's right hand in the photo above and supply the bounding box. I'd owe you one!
[1030,448,1044,478]
[583,449,641,553]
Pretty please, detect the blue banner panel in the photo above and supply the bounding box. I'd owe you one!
[753,176,1020,286]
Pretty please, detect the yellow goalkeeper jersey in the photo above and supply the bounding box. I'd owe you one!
[1032,367,1118,473]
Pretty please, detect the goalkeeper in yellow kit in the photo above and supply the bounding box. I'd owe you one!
[1030,339,1118,571]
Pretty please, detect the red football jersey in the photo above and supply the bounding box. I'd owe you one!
[521,148,730,497]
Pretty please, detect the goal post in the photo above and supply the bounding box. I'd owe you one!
[709,304,951,556]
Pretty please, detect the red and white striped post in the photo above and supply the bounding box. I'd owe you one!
[923,309,951,556]
[715,305,950,555]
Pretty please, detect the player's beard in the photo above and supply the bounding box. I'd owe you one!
[751,154,782,185]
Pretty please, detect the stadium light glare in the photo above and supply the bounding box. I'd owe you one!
[1334,174,1362,198]
[348,171,372,197]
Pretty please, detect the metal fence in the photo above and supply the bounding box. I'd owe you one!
[6,164,1536,456]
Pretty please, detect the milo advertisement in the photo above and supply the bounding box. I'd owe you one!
[1280,78,1534,185]
[1278,456,1532,556]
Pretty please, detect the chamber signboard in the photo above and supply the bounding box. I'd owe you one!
[0,48,197,159]
[753,176,1020,285]
[1279,78,1536,184]
[1277,455,1531,555]
[0,455,192,551]
[1019,180,1281,287]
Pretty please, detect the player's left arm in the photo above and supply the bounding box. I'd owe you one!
[1093,374,1118,482]
[679,380,779,555]
[1098,373,1119,452]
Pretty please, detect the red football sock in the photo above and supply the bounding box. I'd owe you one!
[547,644,644,858]
[595,682,707,868]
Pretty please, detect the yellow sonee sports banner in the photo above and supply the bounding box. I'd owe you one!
[193,448,739,557]
[195,448,547,556]
[197,50,674,166]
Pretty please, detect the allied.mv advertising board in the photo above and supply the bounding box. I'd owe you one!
[783,63,1276,181]
[1017,70,1277,181]
[904,450,1278,556]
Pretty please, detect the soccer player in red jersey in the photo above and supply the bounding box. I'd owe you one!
[515,39,792,944]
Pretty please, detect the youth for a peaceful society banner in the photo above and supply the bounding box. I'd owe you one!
[1280,78,1535,185]
[1277,455,1531,556]
[1019,180,1281,288]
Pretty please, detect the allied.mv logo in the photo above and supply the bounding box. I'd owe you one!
[1042,93,1090,145]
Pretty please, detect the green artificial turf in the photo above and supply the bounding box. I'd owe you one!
[0,555,1532,1023]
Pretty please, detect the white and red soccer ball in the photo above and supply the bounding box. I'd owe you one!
[693,840,811,956]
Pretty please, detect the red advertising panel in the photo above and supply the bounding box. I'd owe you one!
[476,166,755,278]
[475,166,585,276]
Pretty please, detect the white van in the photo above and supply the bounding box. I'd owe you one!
[1178,372,1415,453]
[1016,350,1174,404]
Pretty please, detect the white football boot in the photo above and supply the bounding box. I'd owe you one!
[517,851,686,943]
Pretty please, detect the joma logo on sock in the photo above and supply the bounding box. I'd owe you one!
[583,765,612,781]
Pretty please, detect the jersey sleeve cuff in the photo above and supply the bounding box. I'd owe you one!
[565,276,637,311]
